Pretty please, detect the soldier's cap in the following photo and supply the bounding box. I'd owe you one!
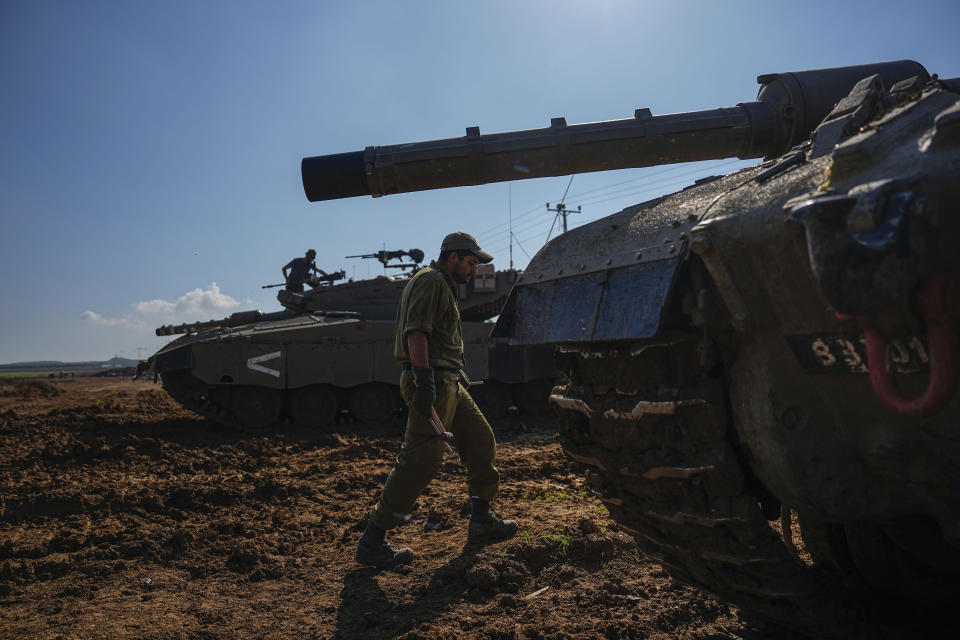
[306,249,317,257]
[440,232,493,264]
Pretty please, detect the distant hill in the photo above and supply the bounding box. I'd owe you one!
[0,356,139,372]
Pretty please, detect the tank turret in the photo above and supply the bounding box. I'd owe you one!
[154,309,357,336]
[276,248,519,321]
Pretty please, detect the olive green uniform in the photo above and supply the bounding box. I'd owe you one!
[368,264,500,530]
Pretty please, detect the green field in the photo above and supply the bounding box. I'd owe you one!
[0,368,130,379]
[0,371,60,378]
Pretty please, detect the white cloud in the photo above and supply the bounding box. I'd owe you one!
[80,310,147,330]
[81,283,241,331]
[133,282,239,316]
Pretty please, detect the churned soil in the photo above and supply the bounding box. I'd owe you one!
[0,377,800,639]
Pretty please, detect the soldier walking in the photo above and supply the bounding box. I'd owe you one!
[355,232,518,568]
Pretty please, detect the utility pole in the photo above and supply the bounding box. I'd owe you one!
[546,202,581,233]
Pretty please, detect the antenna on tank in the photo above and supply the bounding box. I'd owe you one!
[509,183,514,269]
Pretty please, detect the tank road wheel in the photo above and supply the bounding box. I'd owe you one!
[551,338,857,637]
[161,370,238,426]
[349,382,398,424]
[232,386,282,430]
[842,516,960,607]
[469,379,511,419]
[159,369,207,413]
[513,378,555,417]
[290,385,338,429]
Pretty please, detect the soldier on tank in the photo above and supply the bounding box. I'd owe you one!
[282,249,328,292]
[355,232,518,568]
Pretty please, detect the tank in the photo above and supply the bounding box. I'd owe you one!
[140,249,555,430]
[301,61,960,634]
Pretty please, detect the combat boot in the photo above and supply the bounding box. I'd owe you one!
[354,537,413,568]
[467,499,518,544]
[354,522,413,568]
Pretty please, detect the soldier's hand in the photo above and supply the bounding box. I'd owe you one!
[457,369,472,388]
[410,366,436,416]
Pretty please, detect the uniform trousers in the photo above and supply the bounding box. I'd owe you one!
[369,369,499,530]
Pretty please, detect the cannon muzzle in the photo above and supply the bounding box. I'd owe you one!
[302,61,928,202]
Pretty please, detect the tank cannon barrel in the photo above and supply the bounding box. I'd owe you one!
[302,61,929,202]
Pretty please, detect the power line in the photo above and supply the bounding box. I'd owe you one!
[544,213,557,246]
[559,175,574,203]
[574,159,749,207]
[511,232,532,260]
[485,216,554,255]
[545,175,579,240]
[508,182,513,269]
[489,222,558,258]
[475,159,742,238]
[577,176,720,209]
[483,158,758,262]
[475,200,549,240]
[477,167,666,241]
[476,159,746,243]
[562,158,746,202]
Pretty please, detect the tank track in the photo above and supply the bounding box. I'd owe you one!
[158,369,366,431]
[159,370,254,431]
[552,336,868,638]
[158,369,552,431]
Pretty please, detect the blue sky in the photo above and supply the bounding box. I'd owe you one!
[1,0,957,362]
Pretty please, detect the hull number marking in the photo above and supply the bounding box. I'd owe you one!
[787,333,928,374]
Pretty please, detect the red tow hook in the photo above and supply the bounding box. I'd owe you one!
[836,274,958,418]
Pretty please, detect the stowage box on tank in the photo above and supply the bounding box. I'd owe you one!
[301,61,960,636]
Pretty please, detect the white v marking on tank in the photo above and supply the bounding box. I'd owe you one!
[247,351,282,378]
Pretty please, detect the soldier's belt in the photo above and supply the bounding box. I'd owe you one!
[400,363,459,373]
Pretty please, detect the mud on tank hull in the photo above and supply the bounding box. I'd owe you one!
[146,312,555,431]
[493,85,960,633]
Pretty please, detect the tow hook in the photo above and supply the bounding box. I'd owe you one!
[836,274,957,418]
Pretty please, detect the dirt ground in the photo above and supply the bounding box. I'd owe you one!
[1,377,814,639]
